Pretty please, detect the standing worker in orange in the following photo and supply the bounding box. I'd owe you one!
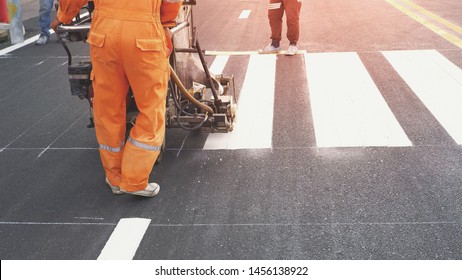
[259,0,302,55]
[52,0,183,197]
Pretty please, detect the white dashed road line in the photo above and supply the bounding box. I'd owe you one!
[238,10,251,19]
[97,218,151,260]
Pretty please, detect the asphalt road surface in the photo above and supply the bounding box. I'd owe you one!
[0,0,461,260]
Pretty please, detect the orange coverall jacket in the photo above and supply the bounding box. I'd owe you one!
[57,0,183,192]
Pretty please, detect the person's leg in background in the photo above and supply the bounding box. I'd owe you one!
[260,0,284,54]
[36,0,54,45]
[284,0,302,55]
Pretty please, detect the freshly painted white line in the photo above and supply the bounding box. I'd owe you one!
[205,50,307,56]
[209,55,229,76]
[305,52,412,147]
[238,10,251,19]
[204,54,277,149]
[97,218,151,260]
[383,49,462,145]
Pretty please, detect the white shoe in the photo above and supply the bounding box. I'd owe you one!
[121,183,160,197]
[105,178,124,195]
[34,34,49,45]
[286,44,298,56]
[259,44,281,54]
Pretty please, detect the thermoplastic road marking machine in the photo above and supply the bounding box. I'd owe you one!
[57,0,236,136]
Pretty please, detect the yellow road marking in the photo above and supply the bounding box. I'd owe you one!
[386,0,462,49]
[401,0,462,36]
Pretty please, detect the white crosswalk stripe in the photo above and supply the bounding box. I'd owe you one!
[204,54,277,150]
[200,49,462,150]
[383,50,462,145]
[305,52,412,147]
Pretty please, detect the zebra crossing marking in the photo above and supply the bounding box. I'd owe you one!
[204,54,277,150]
[304,52,412,147]
[383,49,462,145]
[200,50,462,150]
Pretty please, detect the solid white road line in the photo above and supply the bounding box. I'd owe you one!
[383,49,462,145]
[97,218,151,260]
[0,33,43,56]
[204,54,277,150]
[0,12,89,56]
[205,50,307,56]
[238,10,252,19]
[305,52,412,147]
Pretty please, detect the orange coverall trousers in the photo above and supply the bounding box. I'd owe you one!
[268,0,302,44]
[57,0,182,192]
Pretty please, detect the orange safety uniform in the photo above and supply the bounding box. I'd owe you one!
[268,0,302,44]
[57,0,183,192]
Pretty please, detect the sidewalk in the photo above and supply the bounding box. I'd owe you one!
[0,0,56,48]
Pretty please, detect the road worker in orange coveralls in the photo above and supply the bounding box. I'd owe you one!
[52,0,183,197]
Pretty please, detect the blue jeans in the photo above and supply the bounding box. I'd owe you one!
[39,0,55,37]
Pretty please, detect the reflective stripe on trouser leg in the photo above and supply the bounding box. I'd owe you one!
[90,21,129,187]
[120,136,164,192]
[119,18,169,192]
[268,0,284,41]
[98,141,125,186]
[285,0,302,44]
[120,136,163,191]
[127,137,162,151]
[99,142,125,153]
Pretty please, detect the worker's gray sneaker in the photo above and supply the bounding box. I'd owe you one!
[286,44,298,56]
[34,34,49,45]
[259,44,281,54]
[121,183,160,197]
[105,177,124,195]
